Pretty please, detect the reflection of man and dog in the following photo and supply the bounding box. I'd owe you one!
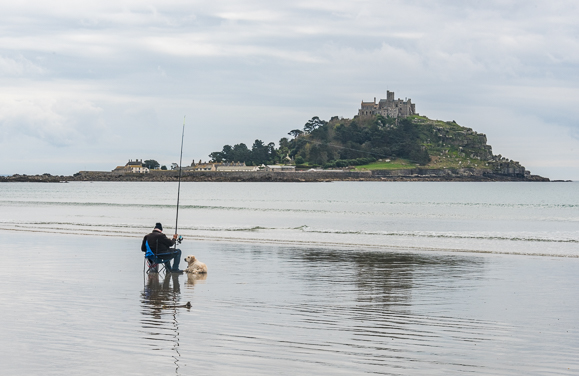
[141,221,208,316]
[142,222,208,275]
[141,222,208,350]
[140,271,206,372]
[142,272,207,311]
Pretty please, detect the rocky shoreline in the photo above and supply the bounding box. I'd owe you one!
[1,168,552,183]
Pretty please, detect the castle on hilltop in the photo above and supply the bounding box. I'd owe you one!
[358,91,416,118]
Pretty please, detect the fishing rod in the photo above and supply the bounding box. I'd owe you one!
[174,116,185,246]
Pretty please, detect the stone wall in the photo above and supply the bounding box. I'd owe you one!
[371,168,485,177]
[370,168,548,181]
[1,168,550,183]
[71,170,373,182]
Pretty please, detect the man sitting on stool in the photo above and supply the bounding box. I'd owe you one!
[141,222,183,274]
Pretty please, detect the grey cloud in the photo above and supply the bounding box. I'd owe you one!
[0,54,44,76]
[0,96,105,147]
[0,0,578,178]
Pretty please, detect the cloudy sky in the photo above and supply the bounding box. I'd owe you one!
[1,0,578,179]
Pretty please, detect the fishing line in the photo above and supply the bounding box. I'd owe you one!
[175,116,185,237]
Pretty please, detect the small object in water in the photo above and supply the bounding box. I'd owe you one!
[162,301,192,309]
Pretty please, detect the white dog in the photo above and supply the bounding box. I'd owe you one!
[186,272,207,286]
[184,255,208,274]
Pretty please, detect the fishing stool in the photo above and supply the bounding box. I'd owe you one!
[144,257,168,274]
[143,240,173,274]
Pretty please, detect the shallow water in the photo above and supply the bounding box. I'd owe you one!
[1,181,578,257]
[0,233,577,375]
[1,182,578,374]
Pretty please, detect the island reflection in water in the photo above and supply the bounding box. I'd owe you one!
[164,246,509,375]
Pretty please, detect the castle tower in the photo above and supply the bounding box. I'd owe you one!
[359,90,415,118]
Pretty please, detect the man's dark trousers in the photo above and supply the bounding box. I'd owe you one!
[158,248,182,271]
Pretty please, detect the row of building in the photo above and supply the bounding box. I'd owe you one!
[112,160,151,173]
[113,159,295,173]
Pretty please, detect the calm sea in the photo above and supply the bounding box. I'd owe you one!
[1,181,578,257]
[0,182,578,375]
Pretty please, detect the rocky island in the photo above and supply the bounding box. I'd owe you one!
[1,91,551,182]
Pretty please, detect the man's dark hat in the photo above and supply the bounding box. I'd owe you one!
[155,223,163,231]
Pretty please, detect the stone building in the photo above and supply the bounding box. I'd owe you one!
[358,91,416,118]
[184,161,218,171]
[184,161,258,172]
[217,163,259,172]
[265,165,296,172]
[112,159,149,173]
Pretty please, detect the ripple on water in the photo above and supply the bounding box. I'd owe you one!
[1,182,579,375]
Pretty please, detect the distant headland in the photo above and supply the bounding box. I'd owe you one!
[2,91,555,182]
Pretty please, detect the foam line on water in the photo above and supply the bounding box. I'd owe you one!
[1,220,577,244]
[1,225,577,258]
[2,198,579,209]
[0,200,334,214]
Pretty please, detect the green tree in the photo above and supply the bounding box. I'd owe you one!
[278,138,290,163]
[279,137,289,149]
[221,145,233,161]
[143,159,160,169]
[207,114,431,168]
[231,143,251,163]
[303,116,326,134]
[288,129,303,138]
[251,139,269,165]
[209,151,224,162]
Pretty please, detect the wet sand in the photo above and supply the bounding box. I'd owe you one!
[1,232,578,375]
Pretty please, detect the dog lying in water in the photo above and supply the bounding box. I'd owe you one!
[184,255,208,274]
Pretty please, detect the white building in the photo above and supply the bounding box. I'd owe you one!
[265,165,296,172]
[112,159,150,173]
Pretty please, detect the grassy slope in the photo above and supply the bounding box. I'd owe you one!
[356,115,493,171]
[355,159,418,170]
